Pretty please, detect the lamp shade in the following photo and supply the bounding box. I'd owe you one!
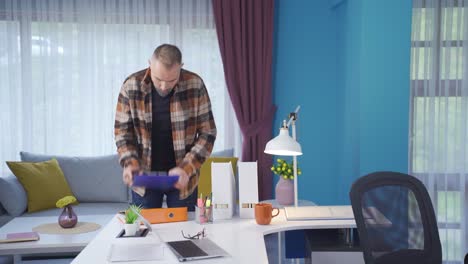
[264,127,302,156]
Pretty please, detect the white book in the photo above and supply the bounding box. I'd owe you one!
[284,206,391,226]
[284,206,354,221]
[238,161,259,219]
[211,162,235,220]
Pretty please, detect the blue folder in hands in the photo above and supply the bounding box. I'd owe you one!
[132,172,179,190]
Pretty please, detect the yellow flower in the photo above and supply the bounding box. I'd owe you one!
[56,196,77,208]
[272,158,301,180]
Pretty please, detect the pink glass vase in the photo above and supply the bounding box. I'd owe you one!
[275,177,294,205]
[58,205,78,228]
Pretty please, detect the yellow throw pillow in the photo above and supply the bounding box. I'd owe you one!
[198,157,238,197]
[6,158,76,213]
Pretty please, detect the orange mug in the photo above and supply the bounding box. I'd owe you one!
[255,203,280,225]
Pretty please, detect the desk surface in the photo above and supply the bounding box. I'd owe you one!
[72,209,356,264]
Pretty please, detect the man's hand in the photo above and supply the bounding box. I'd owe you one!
[169,167,189,190]
[123,163,141,186]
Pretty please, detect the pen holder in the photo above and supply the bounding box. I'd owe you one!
[195,206,213,224]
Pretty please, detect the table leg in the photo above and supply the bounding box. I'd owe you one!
[344,228,353,246]
[278,231,282,264]
[304,231,312,264]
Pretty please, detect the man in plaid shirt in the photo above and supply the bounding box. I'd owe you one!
[114,44,217,211]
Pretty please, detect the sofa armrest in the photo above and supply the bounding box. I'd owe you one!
[0,204,5,215]
[0,214,13,228]
[0,204,8,227]
[0,174,27,217]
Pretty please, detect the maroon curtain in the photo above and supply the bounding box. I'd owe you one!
[212,0,276,200]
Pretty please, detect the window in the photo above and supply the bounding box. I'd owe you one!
[410,1,466,262]
[0,0,238,175]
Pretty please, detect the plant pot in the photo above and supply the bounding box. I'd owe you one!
[124,223,139,236]
[58,205,78,228]
[275,177,294,205]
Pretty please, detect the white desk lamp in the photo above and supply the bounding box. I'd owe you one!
[264,106,303,207]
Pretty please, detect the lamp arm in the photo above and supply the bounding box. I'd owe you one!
[286,105,301,127]
[292,119,298,207]
[289,107,299,207]
[277,105,301,207]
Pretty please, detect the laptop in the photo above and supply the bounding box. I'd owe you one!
[166,238,230,262]
[285,205,355,221]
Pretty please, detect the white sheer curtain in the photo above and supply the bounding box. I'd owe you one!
[0,0,241,174]
[410,0,467,262]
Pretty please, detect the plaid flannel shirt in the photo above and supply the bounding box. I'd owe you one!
[114,68,217,199]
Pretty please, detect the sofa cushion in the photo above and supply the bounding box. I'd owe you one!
[6,159,75,213]
[20,152,127,203]
[0,174,28,216]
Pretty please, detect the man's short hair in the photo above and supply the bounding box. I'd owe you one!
[152,44,182,67]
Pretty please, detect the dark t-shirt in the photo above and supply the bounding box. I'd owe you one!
[151,87,176,171]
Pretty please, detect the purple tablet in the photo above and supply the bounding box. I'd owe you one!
[132,174,179,190]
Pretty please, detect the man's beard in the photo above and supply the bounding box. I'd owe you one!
[154,87,173,97]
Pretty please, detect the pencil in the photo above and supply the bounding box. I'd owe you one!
[117,215,125,224]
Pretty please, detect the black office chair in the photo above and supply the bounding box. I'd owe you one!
[349,171,442,264]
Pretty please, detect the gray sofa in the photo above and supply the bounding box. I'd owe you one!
[0,152,130,227]
[0,148,235,227]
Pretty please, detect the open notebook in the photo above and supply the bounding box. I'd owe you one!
[108,243,164,262]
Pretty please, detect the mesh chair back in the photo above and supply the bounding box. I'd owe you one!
[350,171,441,264]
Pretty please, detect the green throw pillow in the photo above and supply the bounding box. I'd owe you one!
[198,157,238,197]
[6,158,76,213]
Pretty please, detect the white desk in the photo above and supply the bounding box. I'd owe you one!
[72,209,357,264]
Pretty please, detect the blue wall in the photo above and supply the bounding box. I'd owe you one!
[273,0,340,205]
[273,0,412,205]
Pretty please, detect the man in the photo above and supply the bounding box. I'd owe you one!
[114,44,216,211]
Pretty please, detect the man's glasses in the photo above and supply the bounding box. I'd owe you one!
[181,228,206,240]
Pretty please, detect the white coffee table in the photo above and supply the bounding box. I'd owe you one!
[0,214,114,263]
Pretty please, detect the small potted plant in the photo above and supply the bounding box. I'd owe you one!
[124,205,142,236]
[56,195,78,228]
[271,158,302,205]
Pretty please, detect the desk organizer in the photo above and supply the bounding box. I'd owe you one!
[211,162,235,220]
[116,228,149,238]
[238,161,259,219]
[195,206,213,224]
